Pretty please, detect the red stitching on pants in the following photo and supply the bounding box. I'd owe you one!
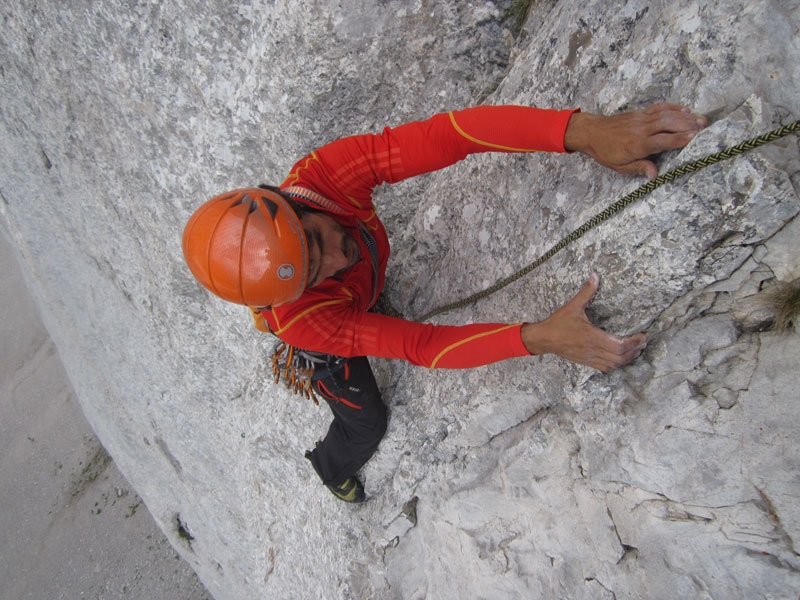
[317,380,362,410]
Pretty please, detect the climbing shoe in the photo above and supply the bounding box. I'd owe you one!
[325,476,366,503]
[305,449,366,503]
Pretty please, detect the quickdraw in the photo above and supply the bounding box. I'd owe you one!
[270,341,319,405]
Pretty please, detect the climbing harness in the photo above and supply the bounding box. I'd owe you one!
[415,119,800,322]
[271,341,348,405]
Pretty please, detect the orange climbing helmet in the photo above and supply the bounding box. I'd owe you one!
[182,187,308,307]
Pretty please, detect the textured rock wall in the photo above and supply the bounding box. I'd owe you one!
[1,0,798,598]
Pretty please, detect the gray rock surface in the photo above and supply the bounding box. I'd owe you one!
[0,230,211,599]
[1,0,799,598]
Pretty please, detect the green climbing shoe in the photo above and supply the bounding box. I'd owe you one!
[326,476,366,503]
[305,449,366,503]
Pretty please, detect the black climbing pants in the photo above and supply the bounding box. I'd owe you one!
[306,356,387,487]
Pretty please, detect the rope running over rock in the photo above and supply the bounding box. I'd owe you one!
[408,119,800,322]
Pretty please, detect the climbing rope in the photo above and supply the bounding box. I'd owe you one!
[409,119,800,322]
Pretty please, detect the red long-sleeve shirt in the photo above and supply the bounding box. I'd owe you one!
[262,106,576,368]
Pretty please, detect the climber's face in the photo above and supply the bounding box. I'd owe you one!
[301,212,360,288]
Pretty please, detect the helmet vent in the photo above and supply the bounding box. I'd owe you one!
[261,197,279,220]
[237,193,259,214]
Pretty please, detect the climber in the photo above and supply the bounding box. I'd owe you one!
[182,103,707,503]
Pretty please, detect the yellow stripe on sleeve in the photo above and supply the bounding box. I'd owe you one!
[270,299,348,335]
[283,152,320,187]
[430,324,519,368]
[448,112,538,153]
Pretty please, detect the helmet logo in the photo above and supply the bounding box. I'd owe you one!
[277,263,295,280]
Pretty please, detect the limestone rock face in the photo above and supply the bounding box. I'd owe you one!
[2,1,799,598]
